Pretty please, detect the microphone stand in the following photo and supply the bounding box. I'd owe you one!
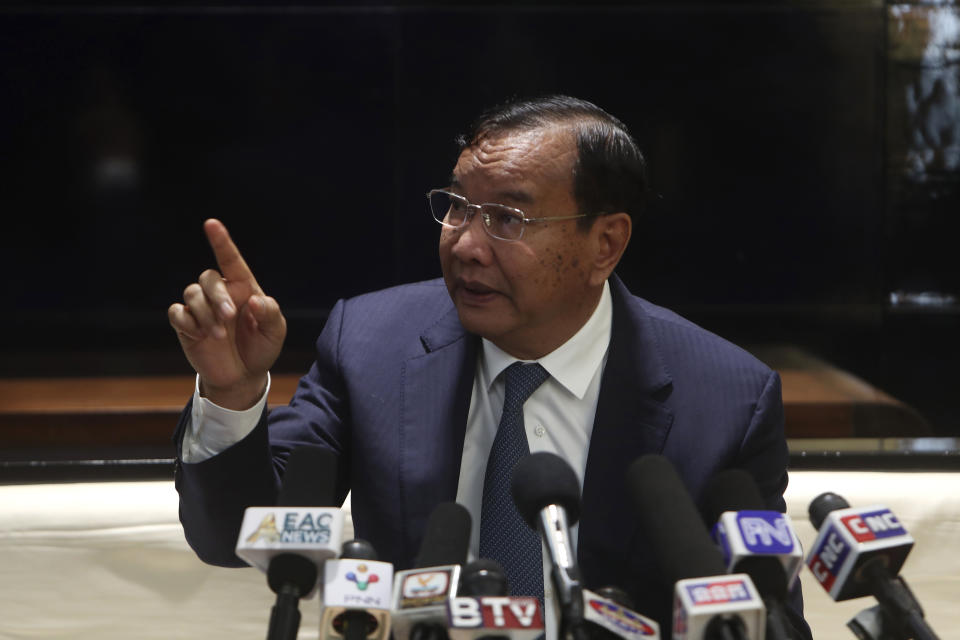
[267,583,304,640]
[863,562,939,640]
[265,553,318,640]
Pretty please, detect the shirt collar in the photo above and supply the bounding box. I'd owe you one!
[480,280,612,400]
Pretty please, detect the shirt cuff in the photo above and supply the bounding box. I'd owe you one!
[180,373,271,463]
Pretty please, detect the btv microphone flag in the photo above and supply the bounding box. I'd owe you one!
[672,575,765,640]
[447,596,545,640]
[806,503,913,601]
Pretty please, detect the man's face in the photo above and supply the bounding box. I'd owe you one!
[439,126,603,359]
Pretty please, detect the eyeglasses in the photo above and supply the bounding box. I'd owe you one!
[427,189,601,242]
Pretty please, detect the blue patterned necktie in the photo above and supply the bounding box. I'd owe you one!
[479,361,550,600]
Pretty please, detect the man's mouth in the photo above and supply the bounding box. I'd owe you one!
[458,280,499,303]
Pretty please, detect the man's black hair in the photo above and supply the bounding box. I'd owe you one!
[457,95,648,228]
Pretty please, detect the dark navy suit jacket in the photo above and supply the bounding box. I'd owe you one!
[174,274,809,636]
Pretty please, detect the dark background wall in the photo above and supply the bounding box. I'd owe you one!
[2,1,958,434]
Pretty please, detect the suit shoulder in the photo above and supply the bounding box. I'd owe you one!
[632,296,774,378]
[339,279,452,318]
[322,279,457,350]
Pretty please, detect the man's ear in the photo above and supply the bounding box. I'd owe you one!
[589,212,632,287]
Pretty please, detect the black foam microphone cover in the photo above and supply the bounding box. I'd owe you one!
[277,446,339,507]
[702,468,766,525]
[808,492,851,530]
[704,468,791,602]
[460,558,510,597]
[736,556,789,601]
[342,539,379,561]
[267,553,319,597]
[595,586,636,610]
[414,502,472,568]
[626,454,726,585]
[511,451,582,529]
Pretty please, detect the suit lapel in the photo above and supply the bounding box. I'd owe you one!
[578,275,675,586]
[399,305,478,566]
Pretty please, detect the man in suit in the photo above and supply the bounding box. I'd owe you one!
[170,96,810,638]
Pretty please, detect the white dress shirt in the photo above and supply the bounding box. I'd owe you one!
[455,281,611,637]
[180,374,270,463]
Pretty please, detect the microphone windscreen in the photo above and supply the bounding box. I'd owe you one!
[459,558,509,596]
[701,468,765,524]
[705,467,798,605]
[594,586,636,610]
[267,552,319,597]
[414,502,472,567]
[277,446,339,507]
[808,492,850,530]
[626,454,726,584]
[735,556,788,601]
[511,451,582,528]
[342,539,379,561]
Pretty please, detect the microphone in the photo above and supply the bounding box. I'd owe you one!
[446,595,545,640]
[391,502,472,640]
[702,469,803,640]
[847,603,917,640]
[233,447,345,640]
[235,447,345,577]
[459,558,510,598]
[626,455,765,640]
[511,451,587,640]
[320,539,395,640]
[806,492,939,640]
[702,469,804,589]
[580,587,661,639]
[446,559,545,639]
[266,554,319,640]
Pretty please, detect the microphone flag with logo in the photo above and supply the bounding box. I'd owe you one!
[702,469,803,590]
[321,539,394,640]
[447,559,545,640]
[391,501,471,640]
[626,455,764,640]
[806,492,939,640]
[232,446,344,640]
[236,446,344,579]
[701,468,806,640]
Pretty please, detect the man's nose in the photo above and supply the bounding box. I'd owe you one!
[451,210,493,261]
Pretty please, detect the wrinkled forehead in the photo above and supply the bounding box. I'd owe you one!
[451,125,578,204]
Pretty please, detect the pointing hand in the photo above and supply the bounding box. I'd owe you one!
[168,219,286,409]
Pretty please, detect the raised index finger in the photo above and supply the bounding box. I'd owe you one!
[204,219,261,291]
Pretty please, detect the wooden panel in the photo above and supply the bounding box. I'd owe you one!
[0,376,300,414]
[0,375,299,458]
[0,363,931,459]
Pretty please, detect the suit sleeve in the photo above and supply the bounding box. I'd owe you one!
[735,370,789,512]
[736,370,813,640]
[174,299,353,567]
